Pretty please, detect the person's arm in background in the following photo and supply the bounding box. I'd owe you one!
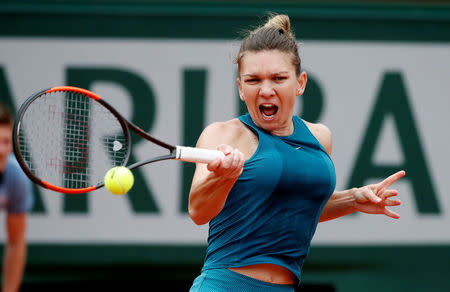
[2,164,33,292]
[2,213,27,292]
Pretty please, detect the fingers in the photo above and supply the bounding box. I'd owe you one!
[206,157,223,172]
[383,198,402,207]
[353,185,402,220]
[378,170,406,190]
[207,145,245,178]
[207,144,235,172]
[217,144,233,156]
[367,190,382,204]
[383,207,400,219]
[366,189,401,205]
[380,189,398,200]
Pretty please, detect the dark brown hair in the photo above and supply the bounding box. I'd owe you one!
[0,101,14,126]
[235,14,301,76]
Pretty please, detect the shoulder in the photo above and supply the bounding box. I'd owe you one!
[5,156,29,184]
[4,157,33,213]
[5,156,33,194]
[202,119,245,135]
[303,120,333,156]
[196,119,248,149]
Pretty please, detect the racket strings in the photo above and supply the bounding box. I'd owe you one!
[18,91,128,189]
[63,92,91,189]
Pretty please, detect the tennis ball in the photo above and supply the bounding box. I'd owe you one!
[104,166,134,195]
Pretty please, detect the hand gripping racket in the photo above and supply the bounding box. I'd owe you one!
[12,86,224,194]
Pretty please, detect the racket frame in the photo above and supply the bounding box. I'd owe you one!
[13,86,135,194]
[13,86,223,194]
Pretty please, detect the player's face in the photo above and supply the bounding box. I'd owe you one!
[237,50,306,136]
[0,124,12,172]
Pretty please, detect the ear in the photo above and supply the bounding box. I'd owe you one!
[296,71,308,96]
[237,77,245,101]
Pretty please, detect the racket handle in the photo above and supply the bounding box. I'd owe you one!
[175,146,225,163]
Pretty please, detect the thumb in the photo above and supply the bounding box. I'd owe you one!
[217,144,233,156]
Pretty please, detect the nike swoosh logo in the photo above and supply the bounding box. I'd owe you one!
[295,146,302,150]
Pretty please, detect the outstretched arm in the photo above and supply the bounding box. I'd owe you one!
[319,170,405,222]
[303,122,405,222]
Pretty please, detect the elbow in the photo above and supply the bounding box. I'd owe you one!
[188,207,209,226]
[188,192,213,225]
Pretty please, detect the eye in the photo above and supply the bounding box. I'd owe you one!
[273,76,288,81]
[245,78,260,84]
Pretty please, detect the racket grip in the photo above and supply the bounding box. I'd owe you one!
[175,146,225,163]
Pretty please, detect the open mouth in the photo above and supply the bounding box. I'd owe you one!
[259,104,278,119]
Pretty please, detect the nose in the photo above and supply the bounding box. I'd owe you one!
[259,80,275,98]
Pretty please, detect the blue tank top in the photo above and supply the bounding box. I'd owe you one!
[0,155,34,213]
[202,114,336,282]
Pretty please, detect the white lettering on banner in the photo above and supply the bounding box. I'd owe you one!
[0,38,449,244]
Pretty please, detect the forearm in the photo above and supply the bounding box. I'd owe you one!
[189,172,238,225]
[2,241,26,292]
[319,189,358,222]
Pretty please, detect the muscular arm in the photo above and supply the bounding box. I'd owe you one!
[188,121,246,225]
[2,213,27,292]
[189,166,241,225]
[319,189,358,222]
[320,171,405,222]
[305,122,404,222]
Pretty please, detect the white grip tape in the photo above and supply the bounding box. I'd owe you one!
[175,146,225,163]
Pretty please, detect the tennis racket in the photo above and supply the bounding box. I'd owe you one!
[12,86,224,194]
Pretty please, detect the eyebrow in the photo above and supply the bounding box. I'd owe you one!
[241,71,290,77]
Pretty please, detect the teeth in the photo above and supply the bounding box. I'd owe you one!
[259,104,278,118]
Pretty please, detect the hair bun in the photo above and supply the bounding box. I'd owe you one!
[264,14,292,37]
[235,13,301,76]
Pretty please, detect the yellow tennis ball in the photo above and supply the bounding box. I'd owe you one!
[104,166,134,195]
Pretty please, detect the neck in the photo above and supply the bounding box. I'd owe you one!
[269,118,294,136]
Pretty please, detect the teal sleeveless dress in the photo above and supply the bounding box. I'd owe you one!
[201,113,336,284]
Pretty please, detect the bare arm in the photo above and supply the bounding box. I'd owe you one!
[320,171,405,222]
[319,189,358,222]
[304,121,405,222]
[2,213,27,292]
[188,122,246,225]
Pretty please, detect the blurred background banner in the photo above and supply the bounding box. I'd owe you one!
[1,1,449,291]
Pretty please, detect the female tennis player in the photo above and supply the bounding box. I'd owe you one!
[188,14,405,291]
